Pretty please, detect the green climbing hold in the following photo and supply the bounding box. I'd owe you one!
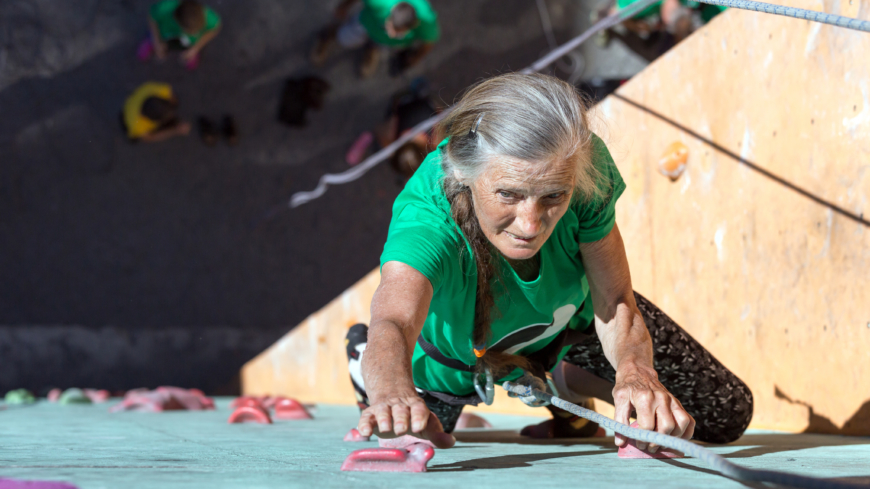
[59,388,92,405]
[5,389,36,404]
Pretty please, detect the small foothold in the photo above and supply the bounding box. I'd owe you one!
[0,478,80,488]
[657,141,689,181]
[378,435,435,449]
[344,428,371,442]
[618,422,684,459]
[228,405,272,424]
[109,387,214,412]
[59,388,92,405]
[5,389,36,405]
[84,389,110,403]
[47,388,62,402]
[341,443,435,472]
[274,398,313,420]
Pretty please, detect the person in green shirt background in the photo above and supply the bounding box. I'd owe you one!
[138,0,222,70]
[344,73,752,451]
[594,0,727,48]
[312,0,440,78]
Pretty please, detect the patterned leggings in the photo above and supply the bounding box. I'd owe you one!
[347,292,753,443]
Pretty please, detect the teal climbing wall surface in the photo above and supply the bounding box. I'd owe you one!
[1,399,869,488]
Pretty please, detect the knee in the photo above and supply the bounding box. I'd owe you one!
[695,383,754,444]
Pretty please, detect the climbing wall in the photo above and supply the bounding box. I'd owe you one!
[242,0,870,433]
[594,0,870,433]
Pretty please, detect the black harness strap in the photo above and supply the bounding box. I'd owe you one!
[416,327,593,377]
[416,335,475,372]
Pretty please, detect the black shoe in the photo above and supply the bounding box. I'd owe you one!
[198,117,219,146]
[222,115,238,146]
[346,323,368,361]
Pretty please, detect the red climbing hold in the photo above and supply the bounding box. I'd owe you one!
[340,443,435,472]
[109,387,214,413]
[343,428,370,442]
[0,479,80,489]
[228,405,272,424]
[47,389,62,403]
[273,398,313,420]
[230,397,265,409]
[618,422,684,459]
[84,389,110,403]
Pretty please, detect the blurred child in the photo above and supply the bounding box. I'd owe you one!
[122,82,191,143]
[312,0,439,78]
[138,0,222,69]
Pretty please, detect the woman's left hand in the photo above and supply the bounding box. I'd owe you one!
[612,361,696,453]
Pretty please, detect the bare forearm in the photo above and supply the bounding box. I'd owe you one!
[594,301,652,372]
[581,224,653,371]
[361,319,417,402]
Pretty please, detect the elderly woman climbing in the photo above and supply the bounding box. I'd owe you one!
[345,73,753,451]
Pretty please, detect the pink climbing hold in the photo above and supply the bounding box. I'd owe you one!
[47,389,62,403]
[343,428,371,442]
[0,479,79,489]
[109,387,214,413]
[273,398,313,420]
[228,405,272,424]
[618,422,684,459]
[84,389,110,403]
[378,434,436,449]
[340,443,435,473]
[346,131,374,166]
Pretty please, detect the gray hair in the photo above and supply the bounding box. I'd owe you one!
[440,72,604,203]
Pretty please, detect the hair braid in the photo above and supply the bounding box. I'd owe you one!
[445,179,531,379]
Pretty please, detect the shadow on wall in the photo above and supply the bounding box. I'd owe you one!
[776,386,870,436]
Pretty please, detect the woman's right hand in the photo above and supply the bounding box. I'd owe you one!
[357,395,456,449]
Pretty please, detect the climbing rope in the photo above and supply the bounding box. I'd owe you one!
[281,0,868,211]
[284,0,660,209]
[503,381,868,489]
[698,0,870,33]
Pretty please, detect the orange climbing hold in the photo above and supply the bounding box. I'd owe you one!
[658,141,689,181]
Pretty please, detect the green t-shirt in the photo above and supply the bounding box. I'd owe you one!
[616,0,727,21]
[359,0,440,47]
[380,135,626,397]
[150,0,221,47]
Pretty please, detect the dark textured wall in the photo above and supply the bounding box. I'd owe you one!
[0,0,576,393]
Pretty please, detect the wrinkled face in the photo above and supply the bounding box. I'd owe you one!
[466,156,575,261]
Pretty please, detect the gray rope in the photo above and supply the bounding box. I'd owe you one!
[285,0,660,209]
[698,0,870,33]
[503,381,867,489]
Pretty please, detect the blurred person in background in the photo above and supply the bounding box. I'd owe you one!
[138,0,222,69]
[593,0,726,60]
[122,82,191,143]
[312,0,440,78]
[346,79,444,178]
